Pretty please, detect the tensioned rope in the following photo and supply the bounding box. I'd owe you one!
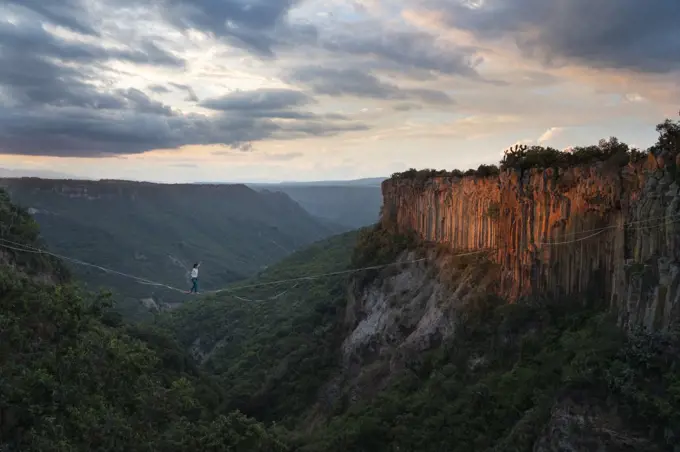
[0,211,677,300]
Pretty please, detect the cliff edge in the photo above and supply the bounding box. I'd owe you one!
[381,122,680,332]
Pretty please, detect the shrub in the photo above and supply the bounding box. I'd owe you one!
[350,224,418,287]
[388,116,680,186]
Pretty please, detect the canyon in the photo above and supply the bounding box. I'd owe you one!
[380,153,680,332]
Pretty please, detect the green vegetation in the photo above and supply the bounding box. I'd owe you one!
[390,164,501,185]
[349,224,418,287]
[0,179,341,321]
[0,195,286,451]
[159,223,680,451]
[158,230,360,427]
[499,137,646,172]
[0,189,69,282]
[390,116,680,184]
[2,191,680,450]
[295,296,679,451]
[650,117,680,155]
[4,116,680,450]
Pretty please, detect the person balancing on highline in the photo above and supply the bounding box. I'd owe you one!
[188,262,201,294]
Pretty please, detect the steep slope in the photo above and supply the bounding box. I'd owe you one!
[382,124,680,332]
[158,224,680,451]
[249,184,383,230]
[300,229,679,451]
[156,117,680,451]
[158,230,359,425]
[0,190,285,451]
[0,178,341,319]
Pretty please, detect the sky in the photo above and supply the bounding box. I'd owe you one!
[0,0,678,183]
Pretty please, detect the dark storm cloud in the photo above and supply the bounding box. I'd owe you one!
[160,0,316,57]
[426,0,680,73]
[287,67,454,105]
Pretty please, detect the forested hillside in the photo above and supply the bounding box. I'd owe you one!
[158,230,359,426]
[157,225,680,452]
[156,117,680,451]
[3,118,680,450]
[1,187,679,450]
[0,178,340,320]
[0,190,285,451]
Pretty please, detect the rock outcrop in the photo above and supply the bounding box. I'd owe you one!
[381,156,680,332]
[315,248,496,416]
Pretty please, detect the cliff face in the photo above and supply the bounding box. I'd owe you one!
[381,157,680,331]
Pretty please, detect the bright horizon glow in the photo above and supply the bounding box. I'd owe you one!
[0,0,678,183]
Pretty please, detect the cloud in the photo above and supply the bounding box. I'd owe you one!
[0,101,367,158]
[0,13,183,68]
[3,0,98,36]
[393,103,423,112]
[0,19,181,110]
[0,4,368,158]
[200,88,312,111]
[115,88,175,116]
[264,151,303,161]
[199,88,353,122]
[159,0,316,57]
[286,66,454,105]
[537,127,565,143]
[320,24,482,78]
[422,0,680,73]
[148,84,172,94]
[211,150,303,161]
[0,0,674,176]
[170,162,198,168]
[169,83,199,102]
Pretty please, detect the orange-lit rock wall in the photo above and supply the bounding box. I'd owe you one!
[381,159,680,331]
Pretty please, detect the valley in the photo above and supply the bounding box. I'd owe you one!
[2,0,677,450]
[1,116,679,451]
[0,178,344,320]
[249,178,384,230]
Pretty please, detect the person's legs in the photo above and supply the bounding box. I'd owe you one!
[190,278,198,293]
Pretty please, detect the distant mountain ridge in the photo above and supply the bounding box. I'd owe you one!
[0,177,341,319]
[247,178,385,230]
[0,167,80,180]
[250,177,386,187]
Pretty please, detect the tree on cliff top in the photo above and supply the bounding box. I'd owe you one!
[391,116,680,181]
[651,114,680,155]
